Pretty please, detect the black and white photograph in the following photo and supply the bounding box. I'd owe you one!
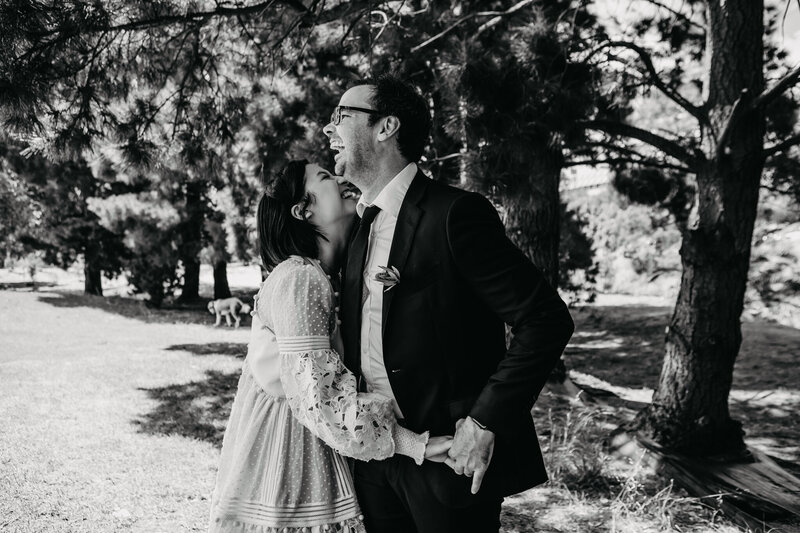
[1,1,800,531]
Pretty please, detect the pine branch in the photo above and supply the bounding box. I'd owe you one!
[572,139,649,160]
[22,0,373,61]
[760,183,793,194]
[763,132,800,159]
[30,1,288,38]
[579,119,700,167]
[410,0,535,53]
[564,156,691,172]
[427,153,465,162]
[639,0,706,31]
[474,0,536,35]
[590,41,706,123]
[752,64,800,109]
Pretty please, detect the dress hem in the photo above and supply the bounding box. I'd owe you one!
[209,515,367,533]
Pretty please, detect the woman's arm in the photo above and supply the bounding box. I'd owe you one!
[269,261,430,463]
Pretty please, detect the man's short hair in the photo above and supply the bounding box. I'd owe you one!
[359,74,431,162]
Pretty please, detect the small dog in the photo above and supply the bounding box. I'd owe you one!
[207,297,252,328]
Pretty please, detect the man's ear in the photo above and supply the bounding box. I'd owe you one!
[377,116,401,142]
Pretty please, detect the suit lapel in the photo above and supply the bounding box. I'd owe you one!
[382,171,429,336]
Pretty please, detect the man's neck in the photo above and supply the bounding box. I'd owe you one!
[358,157,411,205]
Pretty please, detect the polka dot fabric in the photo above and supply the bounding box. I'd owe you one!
[208,257,426,533]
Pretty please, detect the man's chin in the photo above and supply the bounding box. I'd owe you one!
[334,161,346,178]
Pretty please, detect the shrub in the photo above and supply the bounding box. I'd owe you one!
[89,193,181,307]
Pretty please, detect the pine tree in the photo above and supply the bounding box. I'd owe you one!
[580,0,800,454]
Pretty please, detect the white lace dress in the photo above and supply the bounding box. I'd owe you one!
[209,256,428,533]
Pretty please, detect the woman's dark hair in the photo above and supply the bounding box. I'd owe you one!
[258,159,321,271]
[360,74,431,162]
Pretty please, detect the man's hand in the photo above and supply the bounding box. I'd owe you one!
[445,417,495,494]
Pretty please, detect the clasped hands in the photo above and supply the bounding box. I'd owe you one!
[423,416,495,494]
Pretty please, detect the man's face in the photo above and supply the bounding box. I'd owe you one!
[323,85,377,186]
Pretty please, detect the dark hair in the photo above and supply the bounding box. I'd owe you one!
[360,74,431,162]
[258,159,321,271]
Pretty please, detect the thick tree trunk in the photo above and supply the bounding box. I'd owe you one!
[83,261,103,296]
[177,180,205,303]
[633,0,765,455]
[502,143,562,287]
[213,260,231,299]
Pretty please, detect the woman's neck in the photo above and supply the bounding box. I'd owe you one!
[316,220,352,275]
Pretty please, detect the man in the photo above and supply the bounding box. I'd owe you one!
[323,75,574,533]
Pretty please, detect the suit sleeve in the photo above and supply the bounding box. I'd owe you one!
[446,192,575,434]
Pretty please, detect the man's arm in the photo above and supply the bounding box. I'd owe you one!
[446,192,574,430]
[444,192,574,492]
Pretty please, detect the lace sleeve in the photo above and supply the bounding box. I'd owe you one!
[269,261,428,463]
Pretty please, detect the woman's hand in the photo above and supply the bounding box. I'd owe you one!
[424,436,454,463]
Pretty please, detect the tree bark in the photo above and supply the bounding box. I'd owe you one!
[633,0,765,455]
[213,260,231,299]
[502,142,563,287]
[181,260,201,301]
[83,261,103,296]
[177,180,205,303]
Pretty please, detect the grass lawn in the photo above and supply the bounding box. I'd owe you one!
[1,266,798,532]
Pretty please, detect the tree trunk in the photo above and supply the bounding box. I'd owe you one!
[83,261,103,296]
[181,260,201,301]
[177,180,205,302]
[633,0,765,455]
[213,260,231,299]
[502,142,562,287]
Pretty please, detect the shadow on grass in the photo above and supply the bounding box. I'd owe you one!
[567,304,800,392]
[0,281,57,290]
[166,342,248,358]
[566,302,800,464]
[36,289,257,326]
[565,304,671,391]
[133,369,240,447]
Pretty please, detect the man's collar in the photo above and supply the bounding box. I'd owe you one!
[356,163,417,218]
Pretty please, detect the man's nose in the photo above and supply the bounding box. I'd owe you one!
[323,121,334,137]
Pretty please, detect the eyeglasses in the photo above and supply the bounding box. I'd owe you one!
[330,105,379,126]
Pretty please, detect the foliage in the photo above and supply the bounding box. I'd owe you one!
[746,194,800,327]
[0,136,128,292]
[569,188,681,296]
[559,203,598,304]
[0,159,43,264]
[90,192,182,306]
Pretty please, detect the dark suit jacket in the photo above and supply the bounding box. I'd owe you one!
[341,170,574,502]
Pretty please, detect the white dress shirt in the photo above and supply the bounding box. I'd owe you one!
[356,162,418,418]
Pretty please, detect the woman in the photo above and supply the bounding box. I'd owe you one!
[208,160,452,533]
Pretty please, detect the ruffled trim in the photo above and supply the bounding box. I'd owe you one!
[210,515,366,533]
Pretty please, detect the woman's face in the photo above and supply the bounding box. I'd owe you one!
[302,163,357,228]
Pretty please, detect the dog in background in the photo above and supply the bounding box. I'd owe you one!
[208,297,252,328]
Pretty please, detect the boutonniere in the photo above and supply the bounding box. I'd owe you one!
[374,265,401,291]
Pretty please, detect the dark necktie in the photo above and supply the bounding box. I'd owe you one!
[342,205,381,377]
